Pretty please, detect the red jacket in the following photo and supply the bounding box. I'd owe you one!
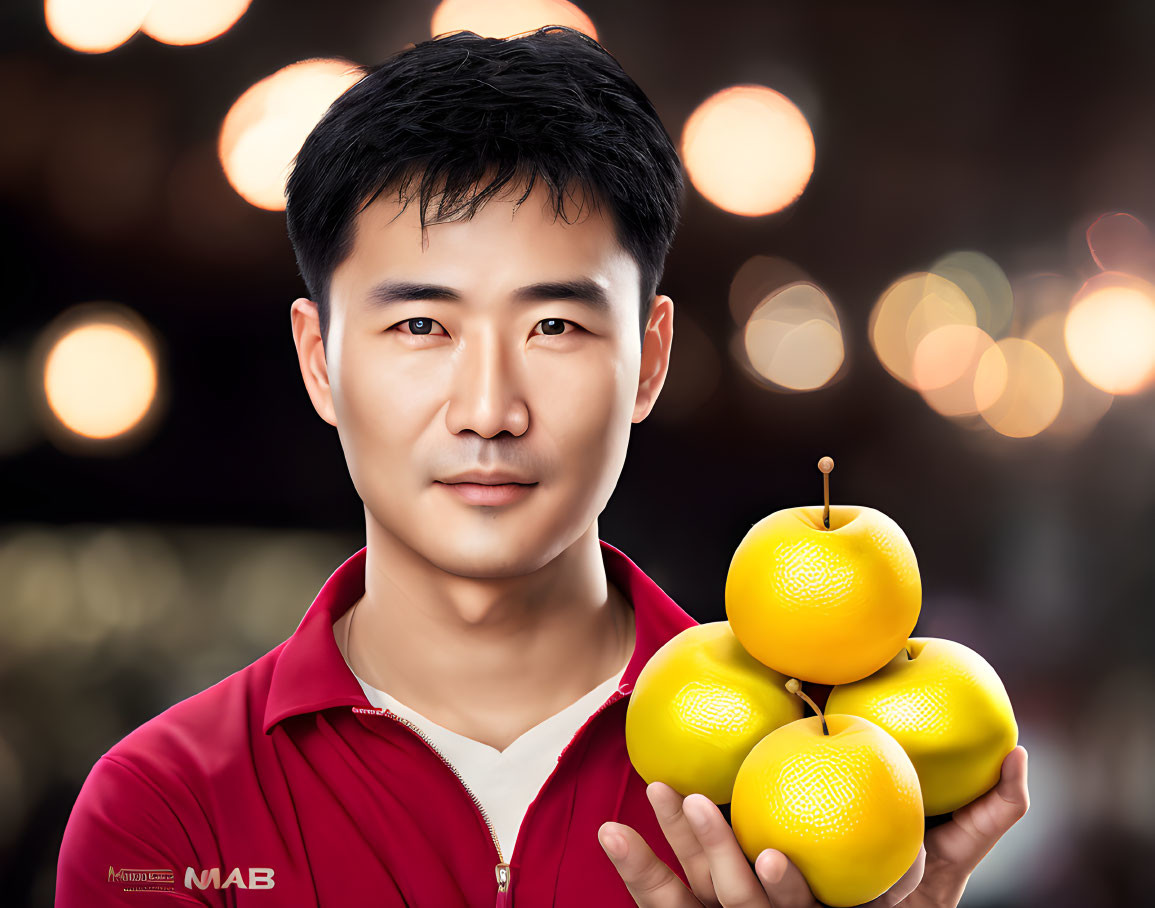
[56,539,700,906]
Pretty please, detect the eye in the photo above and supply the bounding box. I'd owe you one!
[535,318,576,337]
[391,317,447,337]
[389,317,577,338]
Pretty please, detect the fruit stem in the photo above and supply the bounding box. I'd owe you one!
[818,457,833,529]
[786,678,829,735]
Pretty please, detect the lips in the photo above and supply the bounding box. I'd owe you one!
[438,470,536,485]
[436,480,537,506]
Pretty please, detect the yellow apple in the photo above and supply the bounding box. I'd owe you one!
[624,621,803,804]
[825,636,1019,815]
[725,504,921,685]
[730,686,925,908]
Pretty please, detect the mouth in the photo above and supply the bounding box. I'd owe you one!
[435,480,538,506]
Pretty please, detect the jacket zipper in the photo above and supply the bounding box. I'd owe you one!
[355,681,632,907]
[362,707,512,904]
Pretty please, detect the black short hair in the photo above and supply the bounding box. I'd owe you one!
[285,25,685,350]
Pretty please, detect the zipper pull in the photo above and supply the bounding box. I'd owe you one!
[495,862,512,907]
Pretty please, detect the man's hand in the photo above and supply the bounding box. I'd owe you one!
[598,744,1029,908]
[898,745,1030,907]
[598,783,925,907]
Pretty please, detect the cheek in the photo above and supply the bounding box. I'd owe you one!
[535,353,634,470]
[335,345,438,462]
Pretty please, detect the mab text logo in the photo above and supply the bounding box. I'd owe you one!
[185,867,276,890]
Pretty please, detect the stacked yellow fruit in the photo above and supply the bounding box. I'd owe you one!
[624,457,1019,908]
[624,622,802,805]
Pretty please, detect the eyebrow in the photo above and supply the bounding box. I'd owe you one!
[364,277,612,313]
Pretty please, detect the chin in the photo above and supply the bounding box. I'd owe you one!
[424,538,552,579]
[401,508,546,573]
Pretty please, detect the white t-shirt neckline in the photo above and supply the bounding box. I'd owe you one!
[347,660,629,860]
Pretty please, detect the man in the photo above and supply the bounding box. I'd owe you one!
[56,25,1028,907]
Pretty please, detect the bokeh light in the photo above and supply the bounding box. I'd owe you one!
[742,282,844,390]
[912,324,998,417]
[141,0,252,46]
[431,0,597,39]
[1063,273,1155,394]
[1025,311,1113,439]
[219,59,363,211]
[38,305,159,441]
[682,85,815,216]
[728,254,811,326]
[44,0,149,54]
[974,338,1064,438]
[870,271,977,387]
[929,250,1014,339]
[1086,212,1154,278]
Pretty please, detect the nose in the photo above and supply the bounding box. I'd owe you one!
[444,327,530,438]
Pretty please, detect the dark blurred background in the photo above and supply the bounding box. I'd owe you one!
[3,1,1155,905]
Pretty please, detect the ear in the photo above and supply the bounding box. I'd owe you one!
[290,297,338,427]
[632,294,674,424]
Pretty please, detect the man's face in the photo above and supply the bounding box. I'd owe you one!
[290,178,673,578]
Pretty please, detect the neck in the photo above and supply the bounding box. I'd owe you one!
[335,516,636,743]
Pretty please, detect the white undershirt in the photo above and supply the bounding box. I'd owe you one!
[349,662,627,861]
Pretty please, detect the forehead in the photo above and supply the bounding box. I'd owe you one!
[331,175,638,303]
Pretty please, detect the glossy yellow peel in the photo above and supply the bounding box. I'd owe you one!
[826,637,1019,815]
[624,621,803,804]
[725,505,921,685]
[730,713,925,907]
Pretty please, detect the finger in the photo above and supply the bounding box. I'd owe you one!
[751,849,822,908]
[858,843,926,907]
[680,792,778,906]
[599,820,700,907]
[932,745,1030,866]
[996,746,1030,820]
[947,743,1030,850]
[975,745,1030,832]
[645,782,716,901]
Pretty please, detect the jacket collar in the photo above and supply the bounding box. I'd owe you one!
[263,539,698,734]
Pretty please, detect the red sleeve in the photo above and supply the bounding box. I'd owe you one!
[55,755,222,907]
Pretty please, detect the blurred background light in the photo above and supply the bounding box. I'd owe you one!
[1064,273,1155,395]
[728,254,812,326]
[44,0,149,54]
[870,271,977,387]
[219,59,363,211]
[681,84,815,217]
[974,338,1064,438]
[45,0,250,52]
[741,281,844,390]
[1086,211,1154,278]
[431,0,597,39]
[913,324,998,418]
[929,250,1015,339]
[36,305,161,442]
[141,0,252,46]
[1024,311,1114,439]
